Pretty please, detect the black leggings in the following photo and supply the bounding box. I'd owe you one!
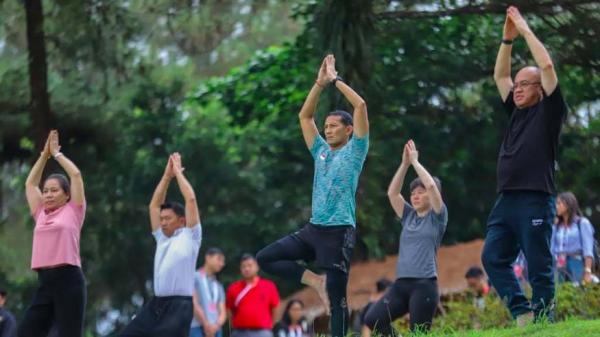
[364,278,438,335]
[18,265,86,337]
[256,225,354,337]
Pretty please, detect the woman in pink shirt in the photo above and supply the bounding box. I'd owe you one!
[19,130,87,337]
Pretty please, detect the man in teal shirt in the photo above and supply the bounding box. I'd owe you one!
[257,54,369,337]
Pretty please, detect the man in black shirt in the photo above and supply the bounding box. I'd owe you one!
[0,289,17,337]
[481,6,567,326]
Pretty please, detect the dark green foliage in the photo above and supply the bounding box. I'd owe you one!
[0,0,599,335]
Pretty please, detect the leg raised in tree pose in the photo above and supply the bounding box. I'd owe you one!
[120,153,202,337]
[257,54,369,337]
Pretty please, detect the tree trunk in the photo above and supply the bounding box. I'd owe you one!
[24,0,54,152]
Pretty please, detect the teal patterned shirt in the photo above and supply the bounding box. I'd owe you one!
[309,134,369,226]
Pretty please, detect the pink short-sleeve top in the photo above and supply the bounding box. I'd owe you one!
[31,200,86,269]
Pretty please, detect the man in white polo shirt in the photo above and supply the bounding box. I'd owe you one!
[120,153,202,337]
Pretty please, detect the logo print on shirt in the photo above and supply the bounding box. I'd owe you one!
[319,152,327,160]
[532,219,543,226]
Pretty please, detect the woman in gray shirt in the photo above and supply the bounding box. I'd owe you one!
[363,140,447,335]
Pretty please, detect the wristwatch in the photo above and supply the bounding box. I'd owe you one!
[332,75,343,86]
[502,39,513,45]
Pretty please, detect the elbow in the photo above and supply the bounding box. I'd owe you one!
[70,170,82,179]
[493,73,506,84]
[425,182,437,191]
[387,191,399,202]
[540,62,554,72]
[357,100,367,111]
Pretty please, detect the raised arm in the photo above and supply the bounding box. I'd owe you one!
[407,140,443,214]
[298,57,329,149]
[149,157,173,231]
[25,133,51,214]
[508,6,558,95]
[326,55,369,137]
[48,130,85,205]
[171,153,201,227]
[387,143,411,218]
[494,15,518,101]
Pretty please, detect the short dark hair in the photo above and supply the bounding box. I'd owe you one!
[206,247,224,257]
[409,176,442,194]
[44,173,71,196]
[0,288,7,297]
[465,266,485,279]
[376,278,392,293]
[327,110,353,126]
[160,201,185,217]
[240,253,255,263]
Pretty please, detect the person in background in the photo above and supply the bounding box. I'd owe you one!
[273,300,313,337]
[226,254,280,337]
[190,248,227,337]
[465,267,491,309]
[0,289,16,337]
[359,279,392,337]
[552,191,595,284]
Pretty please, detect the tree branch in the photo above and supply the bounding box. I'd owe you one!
[377,0,598,20]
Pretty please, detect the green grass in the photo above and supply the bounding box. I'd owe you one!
[407,319,600,337]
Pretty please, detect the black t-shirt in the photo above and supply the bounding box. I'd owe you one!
[496,85,567,194]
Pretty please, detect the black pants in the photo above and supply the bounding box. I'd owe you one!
[119,296,193,337]
[364,278,438,335]
[18,265,86,337]
[482,191,555,320]
[256,223,355,337]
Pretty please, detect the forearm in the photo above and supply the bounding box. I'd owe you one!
[584,257,593,270]
[298,83,324,120]
[387,163,409,196]
[522,30,553,69]
[195,308,209,326]
[26,154,48,187]
[411,161,436,189]
[335,81,366,110]
[150,176,171,208]
[217,310,227,326]
[493,44,512,81]
[174,173,196,202]
[55,154,81,178]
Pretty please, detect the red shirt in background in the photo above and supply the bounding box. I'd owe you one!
[226,277,280,329]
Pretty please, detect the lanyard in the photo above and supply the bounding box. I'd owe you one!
[234,278,258,307]
[199,269,219,303]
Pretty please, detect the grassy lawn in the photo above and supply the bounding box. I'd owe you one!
[419,319,600,337]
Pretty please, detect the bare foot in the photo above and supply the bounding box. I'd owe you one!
[301,271,330,315]
[314,274,330,315]
[516,311,533,327]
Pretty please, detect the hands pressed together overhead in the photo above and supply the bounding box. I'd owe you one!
[503,6,531,41]
[163,152,185,179]
[316,54,338,87]
[401,139,419,167]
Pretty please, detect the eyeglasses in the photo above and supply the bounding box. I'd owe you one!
[513,80,541,89]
